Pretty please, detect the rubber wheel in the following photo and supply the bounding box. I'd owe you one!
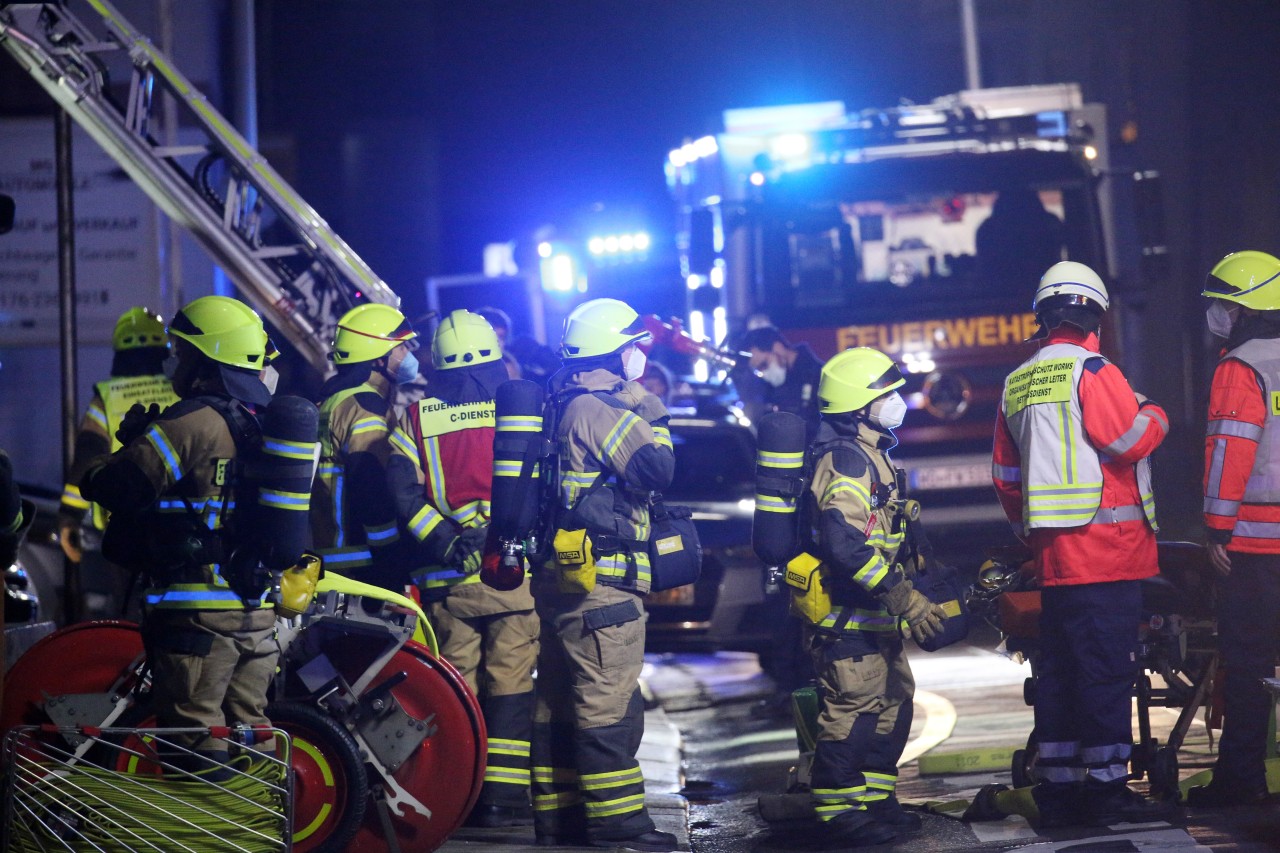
[1150,746,1180,800]
[266,700,369,853]
[1022,676,1036,708]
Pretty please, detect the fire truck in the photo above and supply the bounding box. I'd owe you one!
[666,84,1153,544]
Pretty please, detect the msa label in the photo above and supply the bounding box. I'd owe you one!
[214,458,230,487]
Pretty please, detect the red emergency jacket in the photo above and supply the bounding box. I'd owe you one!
[993,327,1168,585]
[1203,341,1280,554]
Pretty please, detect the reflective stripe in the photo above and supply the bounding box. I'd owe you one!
[823,475,871,508]
[584,794,645,818]
[320,547,373,568]
[1037,740,1080,760]
[263,437,316,460]
[1037,765,1087,783]
[652,424,672,450]
[144,424,183,481]
[1204,496,1241,516]
[62,484,90,510]
[601,412,642,464]
[1230,520,1280,540]
[364,521,400,543]
[484,766,531,785]
[497,415,541,432]
[350,416,387,436]
[412,565,480,589]
[86,402,108,430]
[409,503,445,540]
[488,738,530,757]
[580,766,644,790]
[817,608,897,632]
[1207,418,1264,441]
[992,462,1020,482]
[1085,764,1131,783]
[1100,410,1162,456]
[754,494,795,513]
[533,791,582,811]
[1080,743,1131,764]
[852,553,888,588]
[259,489,310,510]
[145,584,272,610]
[532,766,579,785]
[1206,438,1228,501]
[1088,504,1145,524]
[389,427,419,463]
[758,450,804,468]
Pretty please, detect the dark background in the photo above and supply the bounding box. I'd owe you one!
[4,0,1280,536]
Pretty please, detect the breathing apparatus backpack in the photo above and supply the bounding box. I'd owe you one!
[104,395,321,612]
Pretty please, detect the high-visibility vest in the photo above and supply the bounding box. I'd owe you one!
[1002,342,1156,532]
[91,374,178,529]
[1209,340,1280,541]
[408,396,495,590]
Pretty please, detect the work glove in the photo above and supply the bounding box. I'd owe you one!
[115,403,162,447]
[58,518,83,563]
[616,380,668,423]
[879,580,948,645]
[445,525,489,576]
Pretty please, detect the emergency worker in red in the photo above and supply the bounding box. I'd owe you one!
[313,303,416,588]
[387,309,540,827]
[1188,250,1280,808]
[992,261,1170,827]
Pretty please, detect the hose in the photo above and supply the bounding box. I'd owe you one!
[7,747,289,853]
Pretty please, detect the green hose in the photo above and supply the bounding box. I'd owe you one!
[8,753,290,853]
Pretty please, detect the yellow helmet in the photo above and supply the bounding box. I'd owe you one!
[560,298,651,359]
[432,309,501,370]
[331,303,417,364]
[113,306,167,351]
[1204,250,1280,310]
[818,348,905,414]
[168,295,269,370]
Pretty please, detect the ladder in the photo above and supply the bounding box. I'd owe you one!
[0,0,401,372]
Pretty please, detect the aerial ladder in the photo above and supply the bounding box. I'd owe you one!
[0,0,400,372]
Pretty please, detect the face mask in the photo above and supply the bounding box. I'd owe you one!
[394,350,420,384]
[1206,301,1239,338]
[869,392,907,430]
[162,355,179,380]
[760,360,787,388]
[623,347,648,382]
[260,365,280,396]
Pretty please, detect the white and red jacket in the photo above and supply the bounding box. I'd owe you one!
[993,327,1168,586]
[1203,337,1280,554]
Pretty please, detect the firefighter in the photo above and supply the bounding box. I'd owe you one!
[79,295,280,775]
[992,261,1171,827]
[797,347,942,846]
[313,303,417,588]
[58,306,178,618]
[386,309,540,827]
[530,298,677,852]
[1188,250,1280,808]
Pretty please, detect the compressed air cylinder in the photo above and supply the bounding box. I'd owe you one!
[490,380,545,544]
[251,395,320,571]
[752,411,808,566]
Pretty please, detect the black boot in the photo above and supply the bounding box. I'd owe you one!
[1185,778,1270,809]
[1031,781,1084,829]
[465,802,535,828]
[1081,780,1177,825]
[587,829,679,851]
[864,796,922,833]
[822,811,899,847]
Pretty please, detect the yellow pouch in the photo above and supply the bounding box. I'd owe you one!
[553,528,596,594]
[784,552,831,624]
[276,552,323,618]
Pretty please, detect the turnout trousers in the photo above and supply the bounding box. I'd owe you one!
[1213,552,1280,793]
[805,627,915,825]
[428,580,540,808]
[144,608,279,758]
[530,579,654,843]
[1033,581,1142,785]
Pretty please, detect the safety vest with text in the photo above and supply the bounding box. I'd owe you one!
[88,374,179,529]
[1002,342,1156,532]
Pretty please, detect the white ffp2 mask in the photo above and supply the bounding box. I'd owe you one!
[623,347,648,381]
[869,392,907,430]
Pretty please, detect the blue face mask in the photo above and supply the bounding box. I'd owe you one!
[394,350,419,384]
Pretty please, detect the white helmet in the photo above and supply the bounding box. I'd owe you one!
[1033,261,1110,313]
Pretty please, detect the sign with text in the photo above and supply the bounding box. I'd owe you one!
[0,118,162,346]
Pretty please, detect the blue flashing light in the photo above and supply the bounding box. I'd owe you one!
[537,241,553,259]
[770,132,811,161]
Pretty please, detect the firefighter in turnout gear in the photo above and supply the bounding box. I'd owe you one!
[386,309,540,827]
[58,306,178,617]
[1187,250,1280,808]
[78,295,281,774]
[531,298,677,852]
[797,347,941,847]
[992,261,1171,827]
[313,303,416,588]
